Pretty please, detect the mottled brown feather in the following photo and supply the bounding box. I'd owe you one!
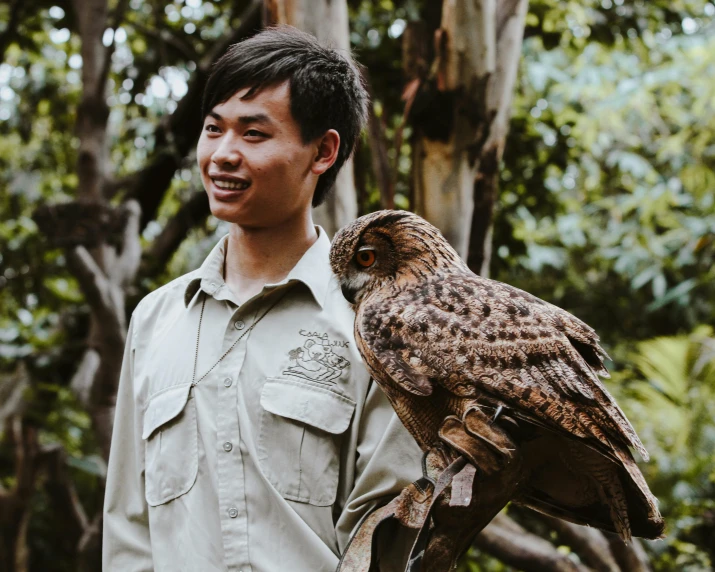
[357,273,648,460]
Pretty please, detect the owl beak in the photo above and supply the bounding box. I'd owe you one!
[340,284,357,305]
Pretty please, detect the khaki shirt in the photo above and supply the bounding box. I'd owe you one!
[102,228,423,572]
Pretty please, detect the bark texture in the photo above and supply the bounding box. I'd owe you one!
[409,0,528,276]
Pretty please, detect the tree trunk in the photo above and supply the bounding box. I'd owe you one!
[265,0,358,236]
[71,0,136,464]
[466,0,529,275]
[409,0,527,275]
[49,1,141,569]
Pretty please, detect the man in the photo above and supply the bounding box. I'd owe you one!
[102,26,423,572]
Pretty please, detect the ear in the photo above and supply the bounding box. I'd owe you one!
[311,129,340,176]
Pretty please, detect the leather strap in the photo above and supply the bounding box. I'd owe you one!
[337,496,400,572]
[337,454,469,572]
[406,456,467,571]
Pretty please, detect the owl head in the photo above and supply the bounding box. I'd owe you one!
[330,210,466,305]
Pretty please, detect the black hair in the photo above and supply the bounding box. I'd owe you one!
[201,25,368,207]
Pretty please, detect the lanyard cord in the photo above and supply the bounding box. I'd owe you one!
[191,289,288,387]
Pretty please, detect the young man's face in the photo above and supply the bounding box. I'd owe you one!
[197,81,333,229]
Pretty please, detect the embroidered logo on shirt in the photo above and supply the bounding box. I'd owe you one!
[283,330,350,383]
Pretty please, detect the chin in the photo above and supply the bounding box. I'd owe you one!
[210,204,274,229]
[208,200,249,224]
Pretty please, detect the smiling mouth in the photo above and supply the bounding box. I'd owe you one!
[212,178,250,191]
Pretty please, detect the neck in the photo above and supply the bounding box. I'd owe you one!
[224,212,318,304]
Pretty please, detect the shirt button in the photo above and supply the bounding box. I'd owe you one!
[223,441,233,452]
[234,320,245,330]
[227,507,238,518]
[223,377,232,387]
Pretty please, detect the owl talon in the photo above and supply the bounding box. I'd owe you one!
[491,405,504,424]
[463,408,517,461]
[438,416,504,475]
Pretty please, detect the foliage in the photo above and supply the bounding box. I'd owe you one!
[494,0,715,342]
[610,328,715,570]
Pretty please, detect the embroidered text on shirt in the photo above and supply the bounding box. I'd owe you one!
[284,332,351,383]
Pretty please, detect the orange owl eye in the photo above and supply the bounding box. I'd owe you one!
[356,249,376,268]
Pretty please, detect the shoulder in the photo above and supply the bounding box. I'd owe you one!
[130,269,201,338]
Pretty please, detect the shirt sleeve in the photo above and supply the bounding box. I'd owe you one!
[335,379,424,570]
[102,311,154,571]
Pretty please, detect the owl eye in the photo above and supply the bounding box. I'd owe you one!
[356,249,376,268]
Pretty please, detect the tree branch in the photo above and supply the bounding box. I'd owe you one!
[72,0,111,200]
[66,247,120,328]
[0,361,29,427]
[363,70,394,209]
[43,446,89,544]
[48,201,137,321]
[70,349,102,409]
[0,417,40,572]
[140,191,210,277]
[98,0,131,93]
[104,199,142,288]
[475,513,589,572]
[606,533,652,572]
[541,514,621,572]
[129,21,199,61]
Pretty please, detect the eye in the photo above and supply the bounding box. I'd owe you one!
[356,249,376,268]
[204,124,221,133]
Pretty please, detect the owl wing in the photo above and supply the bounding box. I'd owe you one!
[357,271,649,461]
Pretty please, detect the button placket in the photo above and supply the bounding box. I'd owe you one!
[216,338,250,571]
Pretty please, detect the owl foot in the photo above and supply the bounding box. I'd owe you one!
[437,407,518,477]
[463,407,517,459]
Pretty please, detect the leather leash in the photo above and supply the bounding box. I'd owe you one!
[337,454,469,572]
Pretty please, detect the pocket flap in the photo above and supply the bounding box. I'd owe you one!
[142,383,193,440]
[260,378,356,434]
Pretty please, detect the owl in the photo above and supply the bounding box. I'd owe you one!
[330,210,664,545]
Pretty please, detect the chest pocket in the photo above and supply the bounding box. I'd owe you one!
[258,377,356,506]
[142,383,198,506]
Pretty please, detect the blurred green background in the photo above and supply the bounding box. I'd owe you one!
[0,0,714,570]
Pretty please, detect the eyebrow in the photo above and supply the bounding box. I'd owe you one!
[207,111,274,126]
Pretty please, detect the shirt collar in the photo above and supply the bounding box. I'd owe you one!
[183,227,333,310]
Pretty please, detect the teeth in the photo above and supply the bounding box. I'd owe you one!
[213,179,249,190]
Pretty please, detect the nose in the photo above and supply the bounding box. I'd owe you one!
[212,133,242,168]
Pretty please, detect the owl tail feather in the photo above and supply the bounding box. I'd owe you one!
[596,472,632,542]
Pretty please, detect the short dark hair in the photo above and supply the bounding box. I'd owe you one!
[202,26,368,207]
